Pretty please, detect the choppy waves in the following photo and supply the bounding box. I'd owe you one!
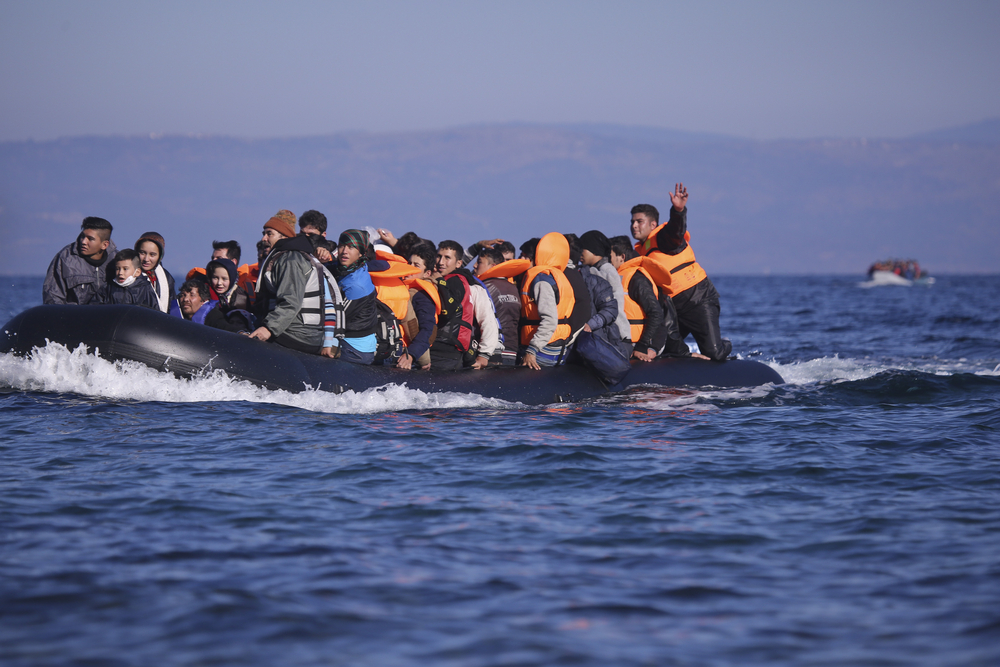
[3,341,997,416]
[0,343,507,414]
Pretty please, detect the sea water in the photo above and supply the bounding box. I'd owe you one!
[1,275,998,666]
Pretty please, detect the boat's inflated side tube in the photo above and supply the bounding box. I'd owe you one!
[608,356,784,391]
[1,305,783,404]
[0,305,612,403]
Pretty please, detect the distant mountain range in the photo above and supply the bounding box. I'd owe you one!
[2,119,998,277]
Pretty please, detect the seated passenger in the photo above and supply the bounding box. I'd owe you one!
[566,234,626,351]
[519,238,540,262]
[170,279,217,323]
[518,233,592,370]
[474,247,520,365]
[102,249,158,309]
[432,240,498,370]
[186,240,253,301]
[496,241,516,262]
[578,230,632,351]
[43,216,118,305]
[251,212,343,354]
[299,209,328,238]
[397,242,440,370]
[609,235,667,361]
[206,257,254,333]
[461,238,506,267]
[134,232,175,313]
[329,229,379,365]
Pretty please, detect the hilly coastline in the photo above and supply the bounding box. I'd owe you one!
[2,121,998,277]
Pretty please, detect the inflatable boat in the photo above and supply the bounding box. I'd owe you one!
[860,270,936,288]
[1,305,784,405]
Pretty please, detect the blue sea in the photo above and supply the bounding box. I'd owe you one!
[2,275,999,667]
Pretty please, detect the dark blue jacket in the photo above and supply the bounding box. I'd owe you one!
[102,274,158,309]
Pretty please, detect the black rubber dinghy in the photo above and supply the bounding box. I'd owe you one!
[1,305,784,404]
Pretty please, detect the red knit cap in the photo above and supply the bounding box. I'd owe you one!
[263,216,295,239]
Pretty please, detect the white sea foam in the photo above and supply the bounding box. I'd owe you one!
[624,382,781,412]
[765,355,885,385]
[2,341,993,414]
[0,343,506,414]
[631,353,1000,412]
[766,354,1000,384]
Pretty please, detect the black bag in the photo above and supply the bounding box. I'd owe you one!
[573,329,632,385]
[373,299,404,366]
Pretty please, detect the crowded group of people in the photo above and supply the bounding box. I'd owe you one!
[867,258,926,280]
[42,184,731,381]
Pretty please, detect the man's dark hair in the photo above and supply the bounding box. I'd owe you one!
[394,231,423,261]
[563,233,581,266]
[519,238,540,262]
[212,239,241,264]
[497,241,515,257]
[479,247,504,266]
[409,241,437,271]
[610,235,638,261]
[631,204,659,224]
[256,239,268,262]
[180,279,210,301]
[114,248,140,268]
[299,210,328,235]
[81,216,113,239]
[438,240,464,262]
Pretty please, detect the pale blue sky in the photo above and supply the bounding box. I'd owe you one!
[1,0,999,141]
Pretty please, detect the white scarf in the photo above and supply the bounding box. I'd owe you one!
[153,264,170,313]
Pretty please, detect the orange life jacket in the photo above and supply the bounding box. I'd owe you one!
[236,264,255,300]
[519,266,575,347]
[371,251,421,320]
[634,223,706,297]
[618,263,658,343]
[478,258,531,281]
[401,278,441,347]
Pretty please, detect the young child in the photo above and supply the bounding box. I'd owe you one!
[205,257,254,332]
[102,249,159,309]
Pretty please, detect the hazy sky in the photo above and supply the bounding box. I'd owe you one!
[2,0,999,142]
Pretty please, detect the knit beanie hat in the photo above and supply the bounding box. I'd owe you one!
[264,215,296,240]
[579,230,611,258]
[206,257,239,287]
[338,229,370,253]
[135,231,166,259]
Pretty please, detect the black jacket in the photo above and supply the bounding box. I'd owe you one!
[102,274,159,309]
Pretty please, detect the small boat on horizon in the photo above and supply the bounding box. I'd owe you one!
[861,259,935,288]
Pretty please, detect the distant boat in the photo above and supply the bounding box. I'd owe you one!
[860,270,936,288]
[861,259,934,288]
